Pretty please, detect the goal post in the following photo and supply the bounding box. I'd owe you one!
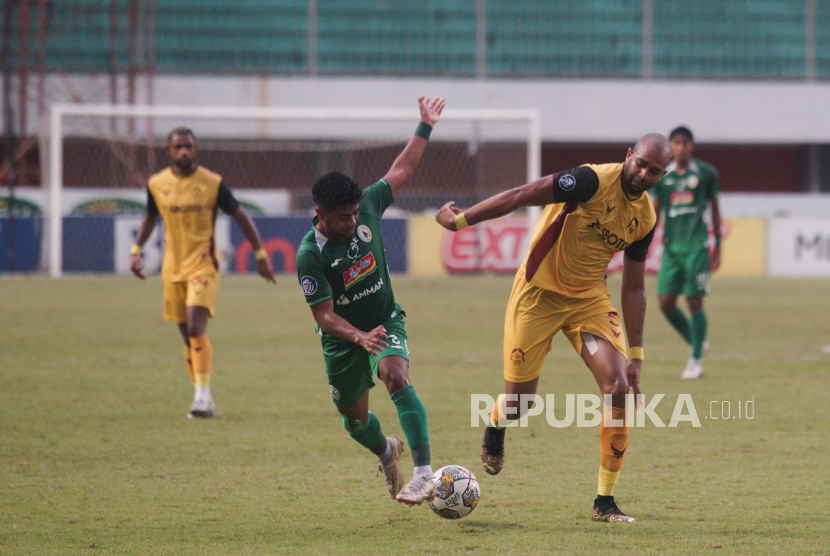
[46,103,541,278]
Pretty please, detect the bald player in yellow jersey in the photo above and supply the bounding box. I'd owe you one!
[131,127,276,419]
[436,134,671,523]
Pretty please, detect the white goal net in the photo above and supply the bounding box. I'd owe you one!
[45,104,541,278]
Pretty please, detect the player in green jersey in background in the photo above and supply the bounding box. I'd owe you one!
[296,95,445,505]
[652,126,722,380]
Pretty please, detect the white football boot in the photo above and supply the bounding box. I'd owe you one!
[187,396,216,419]
[396,472,435,505]
[680,357,704,380]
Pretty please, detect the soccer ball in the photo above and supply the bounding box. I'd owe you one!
[428,465,480,519]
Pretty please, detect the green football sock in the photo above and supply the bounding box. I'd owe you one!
[690,310,708,359]
[347,412,388,456]
[665,308,691,344]
[391,385,431,467]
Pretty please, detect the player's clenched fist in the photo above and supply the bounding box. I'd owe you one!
[435,201,463,231]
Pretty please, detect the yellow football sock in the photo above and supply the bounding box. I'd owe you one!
[184,344,195,384]
[488,394,507,429]
[598,406,629,496]
[190,334,212,388]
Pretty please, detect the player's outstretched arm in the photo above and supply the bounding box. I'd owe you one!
[130,212,158,280]
[382,95,445,195]
[434,174,556,231]
[621,255,646,405]
[230,206,276,284]
[310,300,389,356]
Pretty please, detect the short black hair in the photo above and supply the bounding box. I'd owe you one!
[669,126,694,142]
[312,172,363,211]
[168,126,196,143]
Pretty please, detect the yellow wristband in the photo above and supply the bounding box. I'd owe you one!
[130,244,142,255]
[454,212,469,231]
[630,346,644,361]
[254,248,268,261]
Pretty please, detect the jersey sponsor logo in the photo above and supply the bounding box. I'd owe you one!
[668,206,699,218]
[670,191,694,205]
[558,174,576,191]
[343,252,377,290]
[350,277,383,301]
[347,238,361,260]
[301,276,318,295]
[169,205,203,213]
[357,225,372,242]
[596,227,630,251]
[329,385,340,400]
[336,293,350,305]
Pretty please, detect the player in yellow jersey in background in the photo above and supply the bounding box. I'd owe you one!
[131,127,276,419]
[436,134,671,523]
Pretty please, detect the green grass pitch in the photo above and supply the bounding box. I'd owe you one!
[1,274,829,555]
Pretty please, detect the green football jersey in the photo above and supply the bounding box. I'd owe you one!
[296,179,398,335]
[653,158,720,254]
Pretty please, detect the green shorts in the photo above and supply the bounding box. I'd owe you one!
[657,248,710,297]
[321,312,409,409]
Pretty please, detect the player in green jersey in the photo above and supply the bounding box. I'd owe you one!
[652,126,722,380]
[296,95,445,505]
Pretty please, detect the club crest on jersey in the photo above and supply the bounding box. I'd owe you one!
[343,252,377,290]
[301,276,318,295]
[686,175,699,189]
[558,174,576,191]
[330,385,341,400]
[357,225,372,242]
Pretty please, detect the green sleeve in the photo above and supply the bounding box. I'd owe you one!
[360,179,394,217]
[706,166,721,199]
[296,249,332,307]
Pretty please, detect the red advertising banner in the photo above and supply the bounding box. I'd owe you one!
[443,219,730,274]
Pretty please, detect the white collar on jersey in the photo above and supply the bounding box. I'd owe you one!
[314,226,328,252]
[665,159,699,174]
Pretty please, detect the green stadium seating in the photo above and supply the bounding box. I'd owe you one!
[0,0,827,79]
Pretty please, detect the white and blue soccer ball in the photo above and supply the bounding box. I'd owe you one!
[428,465,480,519]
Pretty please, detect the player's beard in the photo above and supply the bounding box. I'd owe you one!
[621,169,637,195]
[175,156,195,173]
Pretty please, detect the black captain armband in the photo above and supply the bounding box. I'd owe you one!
[552,166,599,204]
[415,122,432,140]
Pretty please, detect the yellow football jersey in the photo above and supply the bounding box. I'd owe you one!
[147,166,239,282]
[521,163,656,298]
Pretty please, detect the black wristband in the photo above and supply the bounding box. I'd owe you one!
[415,122,432,140]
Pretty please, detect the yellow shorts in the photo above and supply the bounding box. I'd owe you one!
[503,272,628,383]
[163,274,220,324]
